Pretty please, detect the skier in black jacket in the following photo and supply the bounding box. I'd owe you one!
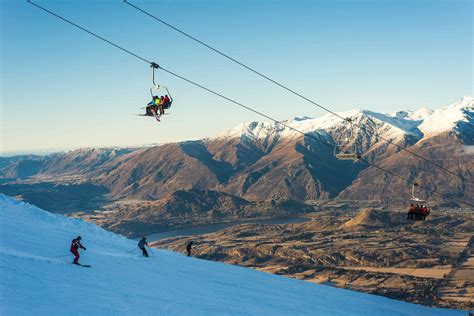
[186,241,193,257]
[138,237,149,257]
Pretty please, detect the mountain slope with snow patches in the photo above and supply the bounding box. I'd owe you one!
[0,194,465,315]
[214,96,473,144]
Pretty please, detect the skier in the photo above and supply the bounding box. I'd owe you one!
[138,237,149,257]
[407,204,415,219]
[186,241,193,257]
[146,96,160,116]
[70,236,86,265]
[420,205,429,216]
[414,204,420,215]
[158,95,165,115]
[162,94,171,109]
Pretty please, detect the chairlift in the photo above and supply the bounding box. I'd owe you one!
[140,63,174,120]
[334,118,361,160]
[149,63,173,110]
[407,181,430,221]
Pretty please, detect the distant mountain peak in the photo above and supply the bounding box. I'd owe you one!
[287,115,314,122]
[215,97,473,143]
[417,96,473,136]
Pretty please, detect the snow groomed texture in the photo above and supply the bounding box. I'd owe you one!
[0,194,465,315]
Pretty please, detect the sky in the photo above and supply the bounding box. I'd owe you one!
[1,0,472,154]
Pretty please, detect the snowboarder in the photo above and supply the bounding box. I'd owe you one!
[186,241,193,257]
[138,237,149,257]
[70,236,86,265]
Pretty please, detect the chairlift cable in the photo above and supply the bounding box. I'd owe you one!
[160,67,474,208]
[27,0,474,208]
[27,1,153,65]
[123,0,471,185]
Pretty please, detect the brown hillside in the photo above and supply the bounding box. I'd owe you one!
[340,208,398,230]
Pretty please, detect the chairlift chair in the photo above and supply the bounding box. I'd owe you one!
[150,63,173,109]
[334,117,360,160]
[407,182,430,221]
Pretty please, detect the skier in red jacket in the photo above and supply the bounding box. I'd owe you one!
[420,205,428,216]
[162,94,171,109]
[70,236,86,265]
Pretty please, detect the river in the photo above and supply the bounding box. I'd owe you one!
[146,217,310,242]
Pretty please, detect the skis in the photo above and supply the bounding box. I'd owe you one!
[150,108,161,122]
[73,262,91,268]
[137,109,171,122]
[136,113,170,116]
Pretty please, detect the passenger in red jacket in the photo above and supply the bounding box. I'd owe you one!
[420,205,428,215]
[70,236,86,265]
[162,94,171,109]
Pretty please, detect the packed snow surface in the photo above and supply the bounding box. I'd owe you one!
[0,195,464,315]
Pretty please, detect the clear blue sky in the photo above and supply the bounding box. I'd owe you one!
[1,0,472,153]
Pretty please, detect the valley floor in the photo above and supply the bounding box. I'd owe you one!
[154,209,474,310]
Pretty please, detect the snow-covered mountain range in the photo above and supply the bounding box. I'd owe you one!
[216,95,473,144]
[0,194,465,315]
[1,97,473,206]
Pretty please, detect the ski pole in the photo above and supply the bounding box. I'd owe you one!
[53,254,70,258]
[126,247,137,253]
[148,247,156,258]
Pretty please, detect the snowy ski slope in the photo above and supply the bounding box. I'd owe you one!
[0,195,465,315]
